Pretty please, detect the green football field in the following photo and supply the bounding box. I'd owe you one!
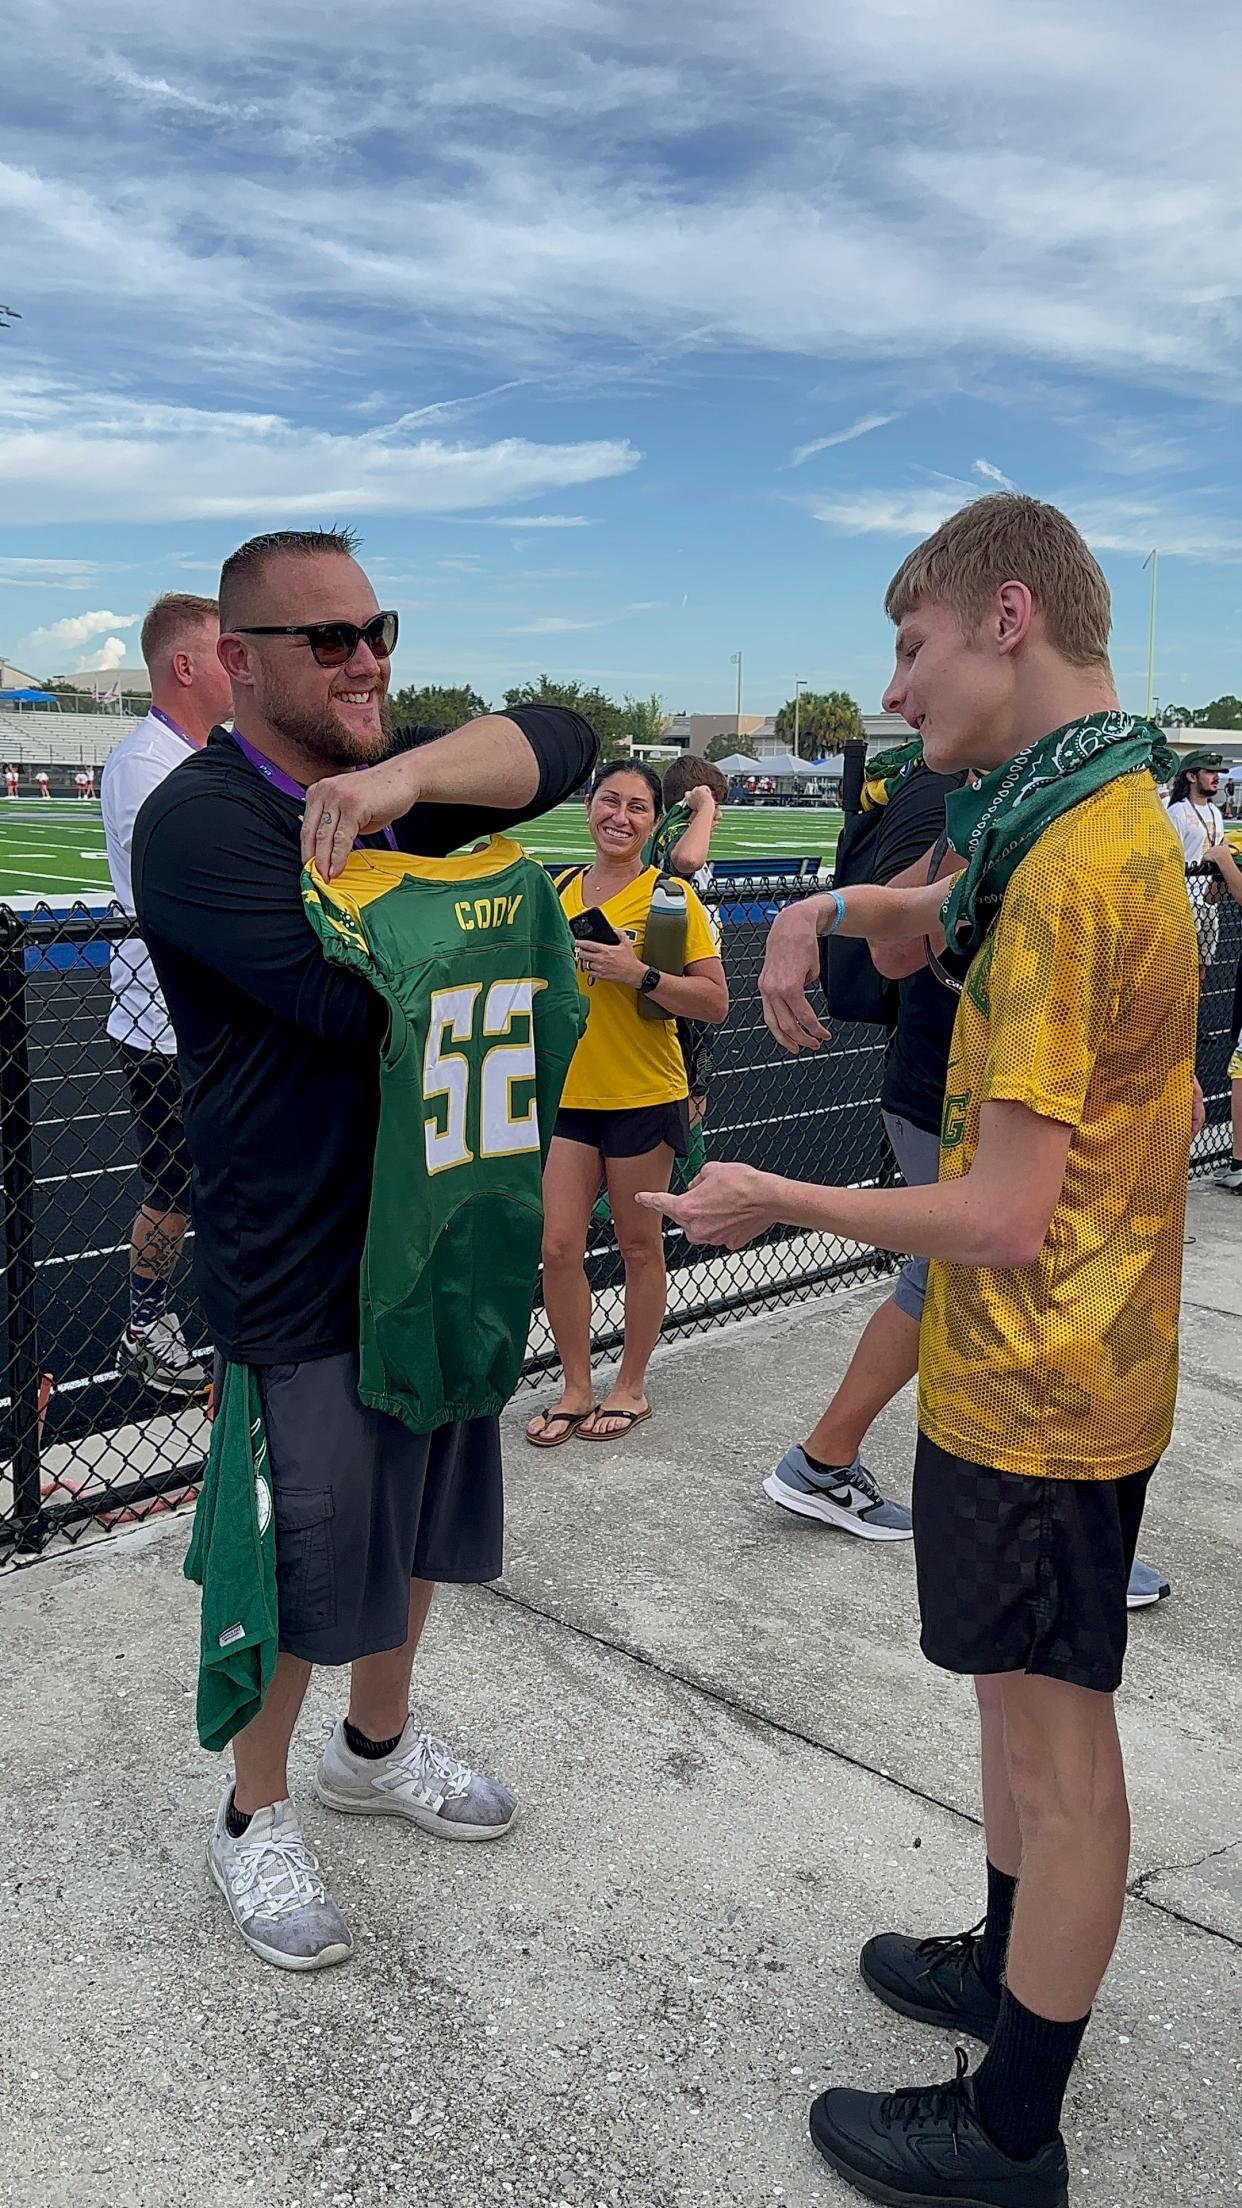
[0,797,842,901]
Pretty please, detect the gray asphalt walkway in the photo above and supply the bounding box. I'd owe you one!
[1,1183,1239,2208]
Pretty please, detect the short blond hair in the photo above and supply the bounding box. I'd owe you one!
[140,592,219,673]
[884,493,1112,669]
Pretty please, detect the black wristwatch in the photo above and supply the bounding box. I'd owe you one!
[638,964,662,995]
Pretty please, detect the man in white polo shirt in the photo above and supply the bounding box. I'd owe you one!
[101,593,233,1394]
[1165,747,1225,974]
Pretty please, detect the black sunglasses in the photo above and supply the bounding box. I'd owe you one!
[233,610,399,668]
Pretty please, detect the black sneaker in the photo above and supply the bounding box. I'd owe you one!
[860,1921,1001,2044]
[810,2050,1069,2207]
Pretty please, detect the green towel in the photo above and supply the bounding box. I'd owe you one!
[184,1364,279,1752]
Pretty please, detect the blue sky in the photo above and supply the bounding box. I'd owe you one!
[2,0,1240,717]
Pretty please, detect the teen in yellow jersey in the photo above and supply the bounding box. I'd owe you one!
[526,761,726,1447]
[646,497,1201,2208]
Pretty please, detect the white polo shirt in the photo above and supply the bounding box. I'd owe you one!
[101,711,198,1054]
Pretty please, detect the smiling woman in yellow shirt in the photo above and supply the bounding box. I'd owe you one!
[526,762,727,1449]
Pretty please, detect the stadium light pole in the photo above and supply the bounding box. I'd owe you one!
[1143,549,1158,718]
[794,677,807,758]
[730,651,743,738]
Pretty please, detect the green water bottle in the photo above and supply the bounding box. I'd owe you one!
[638,875,688,1020]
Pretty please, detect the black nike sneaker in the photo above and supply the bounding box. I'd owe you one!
[810,2050,1069,2207]
[860,1919,1001,2044]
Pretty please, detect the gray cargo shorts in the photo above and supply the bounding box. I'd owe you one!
[214,1351,504,1666]
[880,1110,941,1324]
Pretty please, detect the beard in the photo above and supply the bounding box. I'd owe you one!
[258,663,393,769]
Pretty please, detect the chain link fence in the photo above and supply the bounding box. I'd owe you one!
[1,864,1237,1562]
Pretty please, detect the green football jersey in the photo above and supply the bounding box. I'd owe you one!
[302,837,585,1433]
[184,1362,278,1752]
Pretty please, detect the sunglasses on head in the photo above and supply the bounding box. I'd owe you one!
[233,610,399,668]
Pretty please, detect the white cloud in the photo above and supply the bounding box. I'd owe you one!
[79,636,128,672]
[790,415,897,465]
[509,615,605,634]
[813,478,1242,561]
[973,459,1017,490]
[22,608,139,654]
[5,0,1242,401]
[0,555,114,590]
[0,375,638,525]
[477,515,596,529]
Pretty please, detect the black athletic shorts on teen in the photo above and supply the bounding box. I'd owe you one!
[912,1430,1155,1694]
[214,1351,504,1666]
[121,1047,193,1212]
[554,1098,690,1158]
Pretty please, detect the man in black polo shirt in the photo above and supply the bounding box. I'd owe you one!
[761,758,961,1537]
[134,526,596,1970]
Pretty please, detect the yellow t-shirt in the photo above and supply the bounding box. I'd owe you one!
[918,775,1198,1482]
[557,866,720,1110]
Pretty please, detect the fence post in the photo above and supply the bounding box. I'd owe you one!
[0,910,43,1554]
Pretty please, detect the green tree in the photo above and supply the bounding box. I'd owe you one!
[1194,694,1242,730]
[1156,703,1196,728]
[620,692,668,750]
[706,731,747,763]
[388,681,490,729]
[503,674,633,761]
[773,688,864,757]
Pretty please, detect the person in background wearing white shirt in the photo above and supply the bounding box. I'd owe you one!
[1165,748,1225,976]
[101,593,232,1395]
[4,766,17,799]
[36,769,49,798]
[74,769,89,800]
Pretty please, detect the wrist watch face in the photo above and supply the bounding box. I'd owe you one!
[640,964,660,993]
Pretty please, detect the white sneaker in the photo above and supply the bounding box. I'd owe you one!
[1213,1160,1242,1190]
[118,1311,208,1397]
[208,1791,353,1970]
[315,1716,518,1840]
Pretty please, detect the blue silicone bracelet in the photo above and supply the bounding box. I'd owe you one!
[825,890,846,936]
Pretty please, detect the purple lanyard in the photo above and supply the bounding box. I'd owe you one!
[230,730,397,850]
[149,704,197,748]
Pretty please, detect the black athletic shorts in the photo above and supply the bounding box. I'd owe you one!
[912,1430,1155,1694]
[554,1098,690,1159]
[214,1351,504,1666]
[121,1047,193,1212]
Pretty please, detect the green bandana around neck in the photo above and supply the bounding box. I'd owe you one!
[939,712,1179,964]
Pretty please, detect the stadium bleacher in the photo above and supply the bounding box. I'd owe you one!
[0,710,128,766]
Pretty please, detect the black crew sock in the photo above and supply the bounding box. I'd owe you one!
[801,1448,855,1477]
[973,1989,1089,2162]
[976,1859,1018,1994]
[343,1716,405,1760]
[225,1791,253,1840]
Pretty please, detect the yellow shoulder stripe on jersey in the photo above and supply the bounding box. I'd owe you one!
[304,837,529,926]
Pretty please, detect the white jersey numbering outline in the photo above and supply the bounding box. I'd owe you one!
[423,979,546,1174]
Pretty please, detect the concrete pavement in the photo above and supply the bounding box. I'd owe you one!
[1,1181,1239,2208]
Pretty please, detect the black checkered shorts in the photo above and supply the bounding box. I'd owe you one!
[912,1431,1155,1693]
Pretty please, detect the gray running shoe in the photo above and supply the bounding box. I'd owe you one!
[1213,1160,1242,1189]
[208,1793,352,1970]
[1127,1558,1171,1609]
[118,1312,208,1397]
[314,1716,518,1840]
[763,1446,913,1541]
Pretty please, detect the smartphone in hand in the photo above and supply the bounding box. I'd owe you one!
[569,906,622,946]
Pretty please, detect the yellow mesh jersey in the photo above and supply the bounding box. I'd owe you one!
[557,867,719,1109]
[919,775,1198,1481]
